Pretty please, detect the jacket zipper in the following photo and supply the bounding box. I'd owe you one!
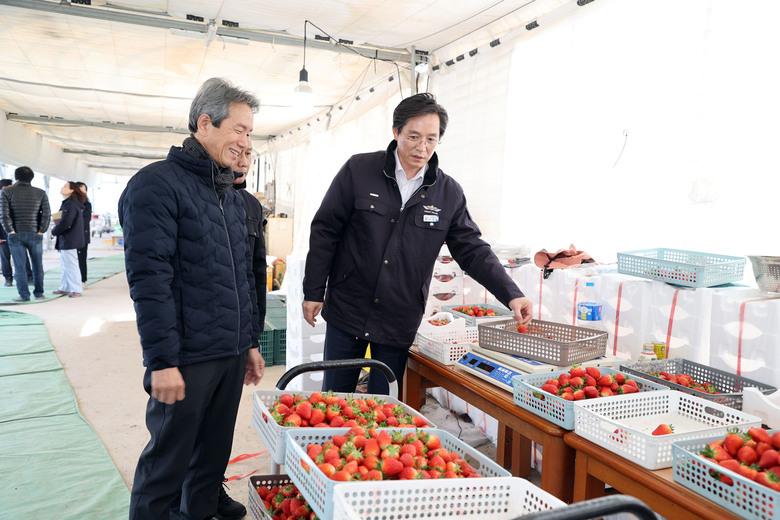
[212,165,241,355]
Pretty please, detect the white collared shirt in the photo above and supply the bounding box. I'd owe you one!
[394,148,427,207]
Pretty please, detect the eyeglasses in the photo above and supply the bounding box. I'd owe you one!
[402,134,440,147]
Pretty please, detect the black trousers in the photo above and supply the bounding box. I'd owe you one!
[77,245,88,283]
[129,352,247,520]
[321,324,409,396]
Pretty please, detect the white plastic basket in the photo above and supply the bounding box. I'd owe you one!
[443,303,513,327]
[512,369,670,430]
[284,428,512,520]
[672,430,780,520]
[417,311,466,334]
[572,391,762,470]
[415,327,478,365]
[331,476,566,520]
[251,390,437,465]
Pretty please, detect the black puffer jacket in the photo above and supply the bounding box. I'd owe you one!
[303,140,524,347]
[51,197,86,250]
[0,181,51,234]
[234,182,267,329]
[119,145,260,371]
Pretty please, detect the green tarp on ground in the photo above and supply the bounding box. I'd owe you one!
[0,309,130,519]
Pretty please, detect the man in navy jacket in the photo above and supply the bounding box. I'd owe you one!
[119,77,262,520]
[303,93,532,395]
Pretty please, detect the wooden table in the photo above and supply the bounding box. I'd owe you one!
[564,432,744,520]
[405,348,574,502]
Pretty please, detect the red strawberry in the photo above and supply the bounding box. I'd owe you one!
[331,470,352,481]
[599,387,613,397]
[573,389,585,400]
[568,376,584,388]
[380,457,404,477]
[561,392,574,401]
[624,379,638,388]
[718,458,741,473]
[749,427,773,445]
[651,424,674,436]
[426,434,442,451]
[283,413,302,427]
[330,415,345,428]
[724,431,745,456]
[755,471,780,492]
[309,408,325,426]
[773,431,780,450]
[584,375,597,387]
[541,383,559,395]
[613,372,626,385]
[309,391,324,404]
[596,374,613,386]
[756,442,774,457]
[295,401,312,420]
[758,449,780,469]
[585,366,601,379]
[583,386,598,399]
[558,373,571,387]
[279,393,294,408]
[736,445,758,466]
[412,416,428,427]
[398,466,420,480]
[570,365,585,378]
[399,453,416,467]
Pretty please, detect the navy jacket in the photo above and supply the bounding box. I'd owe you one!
[118,145,260,371]
[303,140,524,347]
[235,183,267,330]
[51,197,85,250]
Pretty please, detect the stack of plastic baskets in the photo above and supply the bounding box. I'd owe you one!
[265,294,286,366]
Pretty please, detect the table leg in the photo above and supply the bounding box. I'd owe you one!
[497,424,511,470]
[572,450,605,502]
[404,364,425,410]
[540,435,575,503]
[512,429,532,477]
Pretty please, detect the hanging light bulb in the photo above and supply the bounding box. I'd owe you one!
[293,22,314,107]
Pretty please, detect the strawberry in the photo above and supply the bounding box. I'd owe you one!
[295,401,312,420]
[573,389,586,400]
[426,434,442,451]
[309,391,324,404]
[568,376,584,388]
[718,458,741,474]
[736,445,758,466]
[331,470,352,481]
[585,366,601,379]
[613,372,626,385]
[749,427,773,445]
[755,471,780,492]
[623,379,638,388]
[583,386,598,399]
[724,430,745,456]
[651,424,674,436]
[309,408,325,426]
[412,416,428,427]
[283,413,302,427]
[541,383,559,395]
[773,431,780,450]
[758,449,780,469]
[570,365,585,378]
[279,393,294,408]
[398,466,420,480]
[561,392,575,401]
[380,457,404,477]
[317,462,336,477]
[598,387,613,397]
[596,374,613,386]
[399,453,416,467]
[584,375,597,387]
[558,373,571,387]
[734,463,758,481]
[756,442,774,457]
[329,415,345,428]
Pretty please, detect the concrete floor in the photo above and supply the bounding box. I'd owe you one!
[0,239,506,516]
[0,239,286,511]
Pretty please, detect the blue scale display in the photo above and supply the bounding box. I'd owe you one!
[457,351,524,392]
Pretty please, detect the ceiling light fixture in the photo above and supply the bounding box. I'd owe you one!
[293,21,314,107]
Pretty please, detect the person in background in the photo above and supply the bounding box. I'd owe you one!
[303,93,533,395]
[75,182,91,286]
[119,77,262,520]
[51,181,86,298]
[0,179,13,286]
[0,166,51,302]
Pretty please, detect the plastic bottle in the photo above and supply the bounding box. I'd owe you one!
[576,280,604,332]
[638,343,658,361]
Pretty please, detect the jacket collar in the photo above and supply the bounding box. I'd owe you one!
[382,140,439,187]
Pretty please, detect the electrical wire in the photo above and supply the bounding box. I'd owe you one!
[426,390,463,439]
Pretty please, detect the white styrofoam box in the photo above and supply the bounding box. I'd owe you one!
[573,391,761,470]
[332,477,566,520]
[709,288,780,390]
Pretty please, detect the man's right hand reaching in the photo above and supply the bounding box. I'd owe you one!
[303,300,324,327]
[151,367,186,404]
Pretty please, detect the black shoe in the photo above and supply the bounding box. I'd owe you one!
[12,297,30,302]
[217,484,246,519]
[34,295,46,300]
[4,279,11,287]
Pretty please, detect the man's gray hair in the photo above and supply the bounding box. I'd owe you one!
[188,78,260,133]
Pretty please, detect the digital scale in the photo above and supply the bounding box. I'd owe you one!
[457,343,617,392]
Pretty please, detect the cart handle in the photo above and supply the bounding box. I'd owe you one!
[275,359,399,399]
[514,495,657,520]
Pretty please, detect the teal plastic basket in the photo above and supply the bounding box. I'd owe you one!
[617,248,745,288]
[259,329,275,367]
[672,429,779,520]
[265,316,286,367]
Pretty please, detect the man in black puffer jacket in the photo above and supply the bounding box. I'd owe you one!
[119,77,262,520]
[0,166,51,302]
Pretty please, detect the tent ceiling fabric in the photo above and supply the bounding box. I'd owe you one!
[0,0,567,179]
